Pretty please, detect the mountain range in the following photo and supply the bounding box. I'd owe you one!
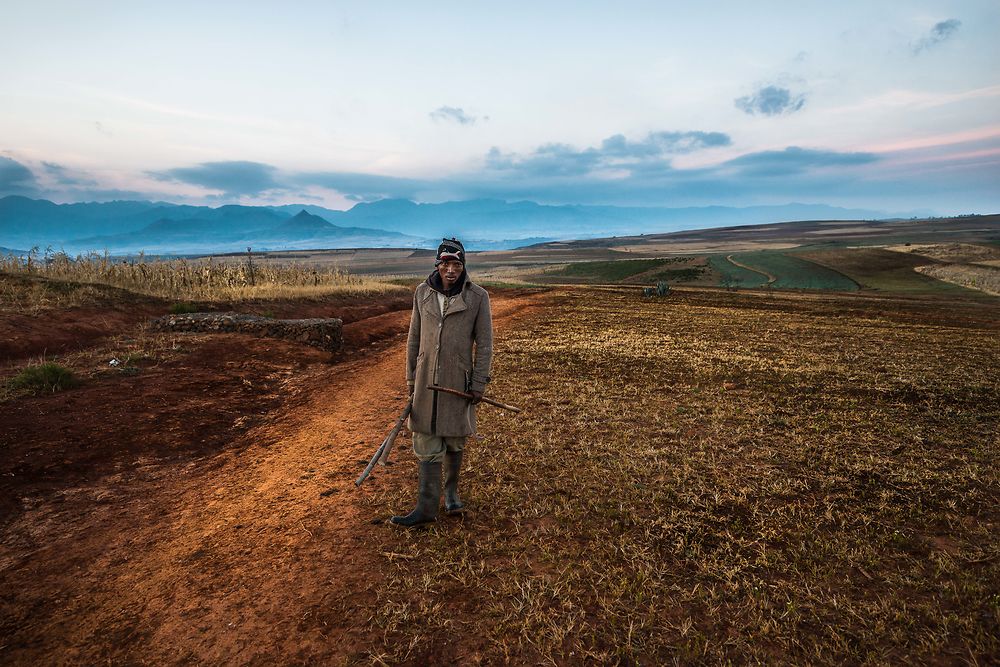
[0,195,914,256]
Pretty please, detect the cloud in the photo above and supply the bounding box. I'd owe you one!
[912,19,961,54]
[485,130,732,178]
[83,127,955,210]
[149,161,286,197]
[42,162,98,187]
[429,106,480,125]
[279,133,880,207]
[292,170,426,201]
[735,85,807,116]
[602,131,731,157]
[455,140,887,206]
[486,143,602,177]
[0,156,40,197]
[721,147,878,176]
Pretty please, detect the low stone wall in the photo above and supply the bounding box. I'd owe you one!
[149,312,343,353]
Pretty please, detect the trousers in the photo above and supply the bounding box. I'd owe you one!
[412,431,466,463]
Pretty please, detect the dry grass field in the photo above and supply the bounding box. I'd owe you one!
[0,250,402,311]
[916,264,1000,296]
[1,262,998,664]
[364,288,999,664]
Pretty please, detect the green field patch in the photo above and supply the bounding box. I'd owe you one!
[645,266,706,282]
[547,258,677,282]
[707,255,769,288]
[729,251,859,290]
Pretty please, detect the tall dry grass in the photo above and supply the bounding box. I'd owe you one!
[0,248,403,304]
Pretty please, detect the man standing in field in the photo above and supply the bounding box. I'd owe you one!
[391,238,493,527]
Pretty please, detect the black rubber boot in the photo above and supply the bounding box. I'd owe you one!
[390,461,442,528]
[444,450,466,515]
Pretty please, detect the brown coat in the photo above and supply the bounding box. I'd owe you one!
[406,277,493,436]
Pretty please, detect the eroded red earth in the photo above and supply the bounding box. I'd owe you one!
[0,288,544,664]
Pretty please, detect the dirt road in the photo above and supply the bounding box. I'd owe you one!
[0,290,545,664]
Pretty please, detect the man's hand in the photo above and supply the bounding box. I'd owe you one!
[407,382,415,396]
[470,390,483,404]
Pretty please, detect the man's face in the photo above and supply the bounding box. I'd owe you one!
[437,260,463,288]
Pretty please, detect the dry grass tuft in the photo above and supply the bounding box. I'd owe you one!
[366,288,999,664]
[0,249,404,310]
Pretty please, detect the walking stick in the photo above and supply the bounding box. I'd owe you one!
[427,385,522,413]
[355,399,412,487]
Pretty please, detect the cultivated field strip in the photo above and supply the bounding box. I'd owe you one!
[367,288,999,664]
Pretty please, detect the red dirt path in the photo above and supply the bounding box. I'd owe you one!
[0,290,545,664]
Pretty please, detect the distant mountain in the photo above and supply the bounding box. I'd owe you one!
[273,210,336,237]
[319,198,902,241]
[0,198,420,254]
[0,195,171,240]
[70,216,417,256]
[0,194,926,256]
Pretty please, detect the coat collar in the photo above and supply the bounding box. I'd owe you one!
[421,272,472,319]
[427,268,468,295]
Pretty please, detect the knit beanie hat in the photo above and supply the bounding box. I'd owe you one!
[435,237,466,265]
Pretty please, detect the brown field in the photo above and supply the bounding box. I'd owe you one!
[1,271,998,664]
[915,263,1000,296]
[885,242,1000,265]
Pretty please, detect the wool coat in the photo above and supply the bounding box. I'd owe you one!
[406,274,493,436]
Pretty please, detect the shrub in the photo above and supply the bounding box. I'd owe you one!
[169,302,199,314]
[7,362,78,394]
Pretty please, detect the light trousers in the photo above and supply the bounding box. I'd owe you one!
[412,431,466,463]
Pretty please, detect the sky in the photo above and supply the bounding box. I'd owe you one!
[1,0,999,214]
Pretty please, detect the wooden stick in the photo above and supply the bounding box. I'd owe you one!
[355,400,412,487]
[427,384,522,413]
[378,401,412,465]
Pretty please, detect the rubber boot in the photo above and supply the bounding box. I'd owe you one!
[444,450,466,515]
[390,461,441,527]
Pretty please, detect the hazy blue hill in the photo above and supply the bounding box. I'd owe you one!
[63,206,421,254]
[346,198,420,220]
[1,195,913,255]
[265,210,419,244]
[271,210,335,239]
[266,203,348,221]
[335,198,612,238]
[0,196,166,241]
[113,204,284,231]
[329,199,893,240]
[277,210,334,231]
[209,205,287,227]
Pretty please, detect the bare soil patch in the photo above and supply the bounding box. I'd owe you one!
[0,288,545,665]
[0,272,413,365]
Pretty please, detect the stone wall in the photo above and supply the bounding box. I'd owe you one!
[149,312,343,353]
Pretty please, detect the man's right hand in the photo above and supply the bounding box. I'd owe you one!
[407,382,415,396]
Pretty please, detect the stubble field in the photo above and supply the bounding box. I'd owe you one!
[1,271,998,665]
[365,287,999,664]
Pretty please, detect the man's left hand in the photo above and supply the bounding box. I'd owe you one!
[470,390,483,404]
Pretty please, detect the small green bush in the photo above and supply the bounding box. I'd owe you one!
[7,362,78,394]
[169,302,199,314]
